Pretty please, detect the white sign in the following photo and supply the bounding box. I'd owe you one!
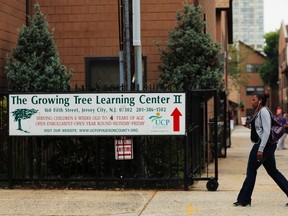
[115,136,133,160]
[9,93,186,136]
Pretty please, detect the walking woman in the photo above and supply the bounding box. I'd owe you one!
[233,93,288,207]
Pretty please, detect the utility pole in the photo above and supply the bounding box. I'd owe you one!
[119,0,142,90]
[118,0,124,88]
[133,0,143,90]
[124,0,131,90]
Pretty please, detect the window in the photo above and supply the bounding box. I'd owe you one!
[256,44,263,49]
[85,57,120,88]
[85,57,147,89]
[246,64,260,73]
[246,86,264,95]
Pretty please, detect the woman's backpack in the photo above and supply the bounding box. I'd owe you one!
[260,109,286,143]
[269,115,286,143]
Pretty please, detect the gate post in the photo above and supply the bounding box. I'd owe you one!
[213,90,219,181]
[8,137,13,188]
[184,88,190,191]
[184,134,189,191]
[28,138,33,178]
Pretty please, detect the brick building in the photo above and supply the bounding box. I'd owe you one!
[0,0,26,87]
[278,21,288,112]
[0,0,233,90]
[228,41,267,125]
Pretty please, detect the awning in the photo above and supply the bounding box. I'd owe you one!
[228,100,238,109]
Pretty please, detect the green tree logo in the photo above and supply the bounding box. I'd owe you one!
[12,109,38,133]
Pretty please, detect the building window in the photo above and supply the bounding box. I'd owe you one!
[85,57,147,89]
[246,86,264,95]
[256,44,263,49]
[85,57,120,88]
[246,64,260,73]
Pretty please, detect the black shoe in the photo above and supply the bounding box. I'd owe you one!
[286,203,288,207]
[233,201,251,207]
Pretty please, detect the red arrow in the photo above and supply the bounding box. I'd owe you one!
[170,108,182,131]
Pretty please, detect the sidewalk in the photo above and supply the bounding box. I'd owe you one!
[1,125,288,215]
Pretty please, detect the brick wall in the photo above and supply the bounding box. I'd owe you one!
[38,0,119,87]
[0,0,221,88]
[142,0,216,82]
[36,0,219,87]
[141,0,187,82]
[0,0,26,87]
[278,22,287,111]
[200,0,216,42]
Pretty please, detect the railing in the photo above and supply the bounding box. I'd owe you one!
[0,87,225,190]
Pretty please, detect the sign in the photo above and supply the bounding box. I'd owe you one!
[115,136,133,160]
[9,93,186,136]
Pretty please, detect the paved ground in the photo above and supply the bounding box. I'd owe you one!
[1,125,288,215]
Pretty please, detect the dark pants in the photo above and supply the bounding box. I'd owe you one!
[237,142,288,204]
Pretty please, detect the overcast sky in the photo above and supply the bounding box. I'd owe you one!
[264,0,288,33]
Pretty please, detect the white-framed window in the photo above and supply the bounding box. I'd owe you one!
[246,86,264,95]
[246,64,260,73]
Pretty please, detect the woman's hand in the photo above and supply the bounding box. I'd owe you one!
[257,151,263,162]
[243,122,250,129]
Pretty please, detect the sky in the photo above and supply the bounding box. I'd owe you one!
[264,0,288,33]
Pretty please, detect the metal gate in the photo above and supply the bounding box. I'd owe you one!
[0,88,226,190]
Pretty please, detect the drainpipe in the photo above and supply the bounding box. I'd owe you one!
[26,0,30,26]
[124,0,131,90]
[133,0,143,90]
[118,0,125,88]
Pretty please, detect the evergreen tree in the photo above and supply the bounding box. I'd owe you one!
[158,5,223,91]
[5,2,72,92]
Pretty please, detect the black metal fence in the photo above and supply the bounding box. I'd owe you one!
[0,87,227,190]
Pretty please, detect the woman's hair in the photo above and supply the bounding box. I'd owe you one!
[256,92,270,106]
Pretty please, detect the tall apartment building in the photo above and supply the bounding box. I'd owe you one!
[233,0,264,51]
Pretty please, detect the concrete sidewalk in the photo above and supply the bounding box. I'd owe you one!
[1,125,288,215]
